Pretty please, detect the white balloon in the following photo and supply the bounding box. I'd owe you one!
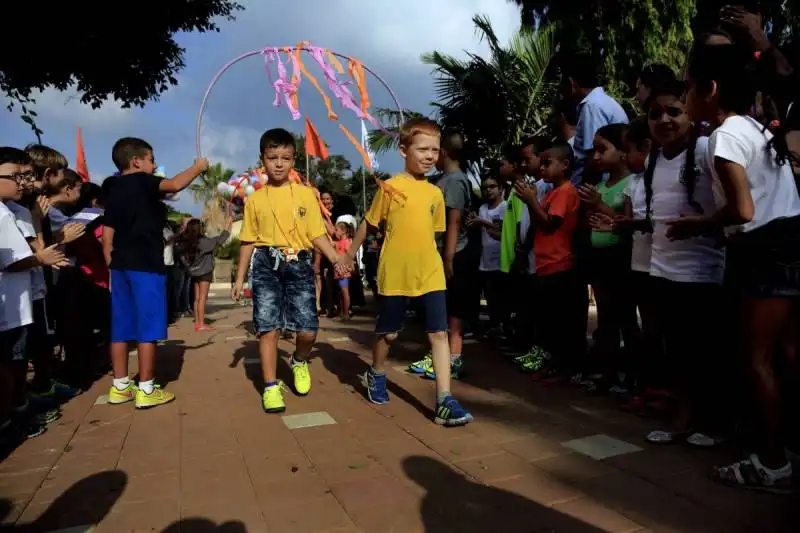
[245,185,255,195]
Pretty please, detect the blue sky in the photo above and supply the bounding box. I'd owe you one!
[0,0,518,215]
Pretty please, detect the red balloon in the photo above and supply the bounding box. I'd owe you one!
[253,181,263,190]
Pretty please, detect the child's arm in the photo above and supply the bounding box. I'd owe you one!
[102,226,114,266]
[346,220,372,261]
[5,245,66,272]
[159,158,210,194]
[232,243,255,301]
[443,209,460,278]
[514,181,563,232]
[312,235,342,265]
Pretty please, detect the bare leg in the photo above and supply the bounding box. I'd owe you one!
[340,287,351,320]
[428,330,451,397]
[111,341,129,379]
[294,331,317,361]
[192,281,200,325]
[448,316,463,356]
[196,281,211,326]
[137,342,157,382]
[259,330,281,383]
[373,333,397,372]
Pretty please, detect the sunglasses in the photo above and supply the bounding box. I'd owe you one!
[648,105,684,121]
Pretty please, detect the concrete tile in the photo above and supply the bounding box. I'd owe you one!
[281,411,337,430]
[561,434,643,460]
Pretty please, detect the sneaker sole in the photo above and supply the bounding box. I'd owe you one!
[107,398,135,405]
[263,405,286,413]
[434,414,474,427]
[135,396,176,410]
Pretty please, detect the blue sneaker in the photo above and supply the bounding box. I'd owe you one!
[361,368,389,405]
[435,396,473,427]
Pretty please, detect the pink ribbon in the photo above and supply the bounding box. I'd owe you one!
[262,48,301,120]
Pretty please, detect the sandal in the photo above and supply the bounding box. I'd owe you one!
[645,429,692,444]
[712,454,794,494]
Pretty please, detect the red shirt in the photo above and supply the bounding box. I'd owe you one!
[534,182,580,276]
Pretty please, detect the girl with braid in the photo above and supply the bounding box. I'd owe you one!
[638,80,727,448]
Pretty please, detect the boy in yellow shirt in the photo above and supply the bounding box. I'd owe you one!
[346,118,473,426]
[232,129,344,413]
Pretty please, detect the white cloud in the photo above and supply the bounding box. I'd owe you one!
[26,88,137,131]
[198,115,261,170]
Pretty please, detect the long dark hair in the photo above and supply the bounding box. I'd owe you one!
[643,80,703,218]
[181,219,203,263]
[687,41,791,167]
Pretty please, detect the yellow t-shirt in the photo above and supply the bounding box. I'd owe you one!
[239,183,326,250]
[365,173,446,297]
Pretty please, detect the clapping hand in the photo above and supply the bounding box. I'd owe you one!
[578,184,601,207]
[37,244,68,269]
[37,196,52,216]
[62,223,86,244]
[513,180,536,204]
[665,215,711,241]
[588,212,615,232]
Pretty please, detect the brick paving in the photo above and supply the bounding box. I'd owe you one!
[0,298,796,532]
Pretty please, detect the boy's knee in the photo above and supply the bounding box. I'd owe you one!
[381,332,399,344]
[428,330,448,343]
[296,331,317,344]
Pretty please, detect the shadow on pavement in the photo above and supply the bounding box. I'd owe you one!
[230,340,292,394]
[1,470,127,532]
[403,455,604,533]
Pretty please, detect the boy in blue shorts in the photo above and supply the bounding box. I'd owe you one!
[232,128,344,413]
[346,118,473,426]
[102,138,208,409]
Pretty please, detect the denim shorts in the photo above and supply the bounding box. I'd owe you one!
[251,247,318,334]
[375,290,448,335]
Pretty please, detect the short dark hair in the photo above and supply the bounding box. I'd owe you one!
[55,169,83,191]
[440,129,465,162]
[548,142,575,169]
[561,53,600,89]
[74,182,102,211]
[259,128,296,154]
[520,136,551,156]
[112,137,153,171]
[647,78,688,103]
[0,147,33,167]
[554,99,579,126]
[595,123,629,151]
[624,116,651,149]
[638,63,676,90]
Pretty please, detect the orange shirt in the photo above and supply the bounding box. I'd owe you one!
[534,182,580,276]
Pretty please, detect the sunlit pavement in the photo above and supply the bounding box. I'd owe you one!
[0,297,795,533]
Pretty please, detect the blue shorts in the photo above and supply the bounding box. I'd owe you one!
[111,270,167,343]
[251,247,317,334]
[375,291,448,335]
[337,278,350,289]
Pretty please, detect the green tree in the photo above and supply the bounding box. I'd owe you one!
[1,1,243,137]
[507,0,800,98]
[189,162,236,207]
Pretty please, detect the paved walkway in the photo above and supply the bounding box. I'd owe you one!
[0,298,795,532]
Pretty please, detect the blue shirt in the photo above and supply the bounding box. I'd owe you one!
[572,87,628,184]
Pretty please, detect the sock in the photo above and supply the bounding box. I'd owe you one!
[138,380,155,394]
[113,377,130,391]
[264,381,279,389]
[291,354,305,366]
[12,400,28,414]
[437,391,451,404]
[450,354,461,363]
[371,367,385,375]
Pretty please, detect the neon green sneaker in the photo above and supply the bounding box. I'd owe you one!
[262,382,286,413]
[424,357,464,380]
[292,359,312,396]
[108,382,138,405]
[408,353,433,375]
[134,386,175,409]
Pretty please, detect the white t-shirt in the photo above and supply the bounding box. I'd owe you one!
[623,173,653,273]
[5,202,46,301]
[649,138,726,284]
[479,201,508,272]
[163,226,175,266]
[708,115,800,234]
[0,203,34,331]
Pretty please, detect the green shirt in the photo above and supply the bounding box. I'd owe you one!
[500,192,526,273]
[590,176,630,248]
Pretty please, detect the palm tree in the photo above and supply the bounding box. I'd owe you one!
[188,162,236,206]
[423,15,557,163]
[367,15,557,166]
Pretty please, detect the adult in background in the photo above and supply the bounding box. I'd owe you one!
[634,63,676,110]
[560,53,629,185]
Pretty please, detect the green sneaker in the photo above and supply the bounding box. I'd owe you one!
[424,357,464,380]
[408,353,433,375]
[516,347,550,373]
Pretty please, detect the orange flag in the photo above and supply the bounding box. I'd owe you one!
[75,127,89,182]
[304,117,329,160]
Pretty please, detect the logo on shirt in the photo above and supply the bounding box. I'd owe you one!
[297,206,307,218]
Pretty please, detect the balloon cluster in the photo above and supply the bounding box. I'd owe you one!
[217,168,266,208]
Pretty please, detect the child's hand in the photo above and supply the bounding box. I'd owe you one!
[588,212,614,232]
[37,244,68,268]
[665,215,711,241]
[62,223,86,244]
[578,184,601,207]
[443,256,455,279]
[37,196,52,217]
[231,279,244,301]
[513,181,537,205]
[194,158,210,173]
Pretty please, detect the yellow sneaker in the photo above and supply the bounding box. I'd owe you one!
[292,359,312,396]
[262,383,286,413]
[108,382,138,404]
[134,387,175,409]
